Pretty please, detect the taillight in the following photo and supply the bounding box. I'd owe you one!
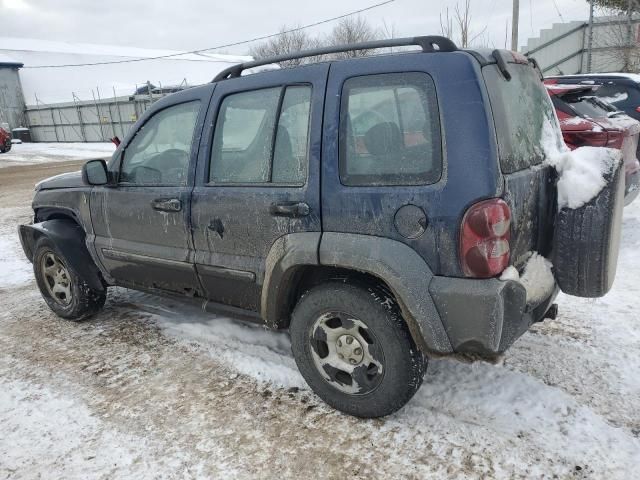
[562,130,609,149]
[635,106,640,113]
[460,198,511,278]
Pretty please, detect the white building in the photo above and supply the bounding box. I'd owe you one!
[0,37,252,106]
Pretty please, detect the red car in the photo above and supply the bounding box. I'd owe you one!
[544,81,640,205]
[0,125,11,153]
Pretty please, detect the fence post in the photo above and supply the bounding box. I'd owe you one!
[113,87,125,139]
[72,92,87,143]
[92,90,106,142]
[58,109,67,142]
[97,86,116,140]
[49,107,59,142]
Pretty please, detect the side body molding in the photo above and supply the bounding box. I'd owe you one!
[319,233,453,354]
[18,219,106,292]
[261,232,322,328]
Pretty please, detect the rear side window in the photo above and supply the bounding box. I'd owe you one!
[595,84,632,106]
[209,86,311,185]
[339,73,442,186]
[484,65,561,173]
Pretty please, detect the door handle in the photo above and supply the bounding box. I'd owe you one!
[270,202,310,218]
[151,198,182,212]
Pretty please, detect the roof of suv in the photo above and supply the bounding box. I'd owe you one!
[212,36,460,82]
[209,35,534,87]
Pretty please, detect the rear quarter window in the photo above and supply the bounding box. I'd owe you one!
[484,65,562,173]
[339,72,442,186]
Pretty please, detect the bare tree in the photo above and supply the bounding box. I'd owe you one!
[439,0,488,48]
[325,16,383,59]
[588,6,640,72]
[250,17,384,66]
[249,27,320,67]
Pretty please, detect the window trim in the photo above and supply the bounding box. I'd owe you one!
[118,99,202,187]
[206,83,313,188]
[338,72,443,188]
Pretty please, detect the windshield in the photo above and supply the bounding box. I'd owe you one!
[483,64,562,173]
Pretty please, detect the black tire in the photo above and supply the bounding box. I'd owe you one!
[552,161,625,298]
[33,237,106,321]
[290,282,426,418]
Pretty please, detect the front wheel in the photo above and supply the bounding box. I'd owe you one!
[290,282,426,418]
[33,238,106,321]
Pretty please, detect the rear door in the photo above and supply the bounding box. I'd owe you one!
[191,64,328,311]
[91,87,211,293]
[483,62,560,268]
[321,54,447,272]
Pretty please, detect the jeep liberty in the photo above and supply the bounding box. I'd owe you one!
[19,37,624,417]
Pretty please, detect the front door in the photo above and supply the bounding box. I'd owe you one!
[91,88,211,294]
[191,64,328,311]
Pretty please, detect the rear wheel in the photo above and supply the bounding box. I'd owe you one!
[290,282,426,418]
[33,238,106,321]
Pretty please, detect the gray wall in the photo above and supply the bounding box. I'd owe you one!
[0,66,26,130]
[25,96,155,142]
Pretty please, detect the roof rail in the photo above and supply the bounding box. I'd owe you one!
[212,36,457,82]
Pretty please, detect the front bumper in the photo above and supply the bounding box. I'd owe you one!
[429,276,559,357]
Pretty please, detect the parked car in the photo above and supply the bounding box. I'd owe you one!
[544,81,640,205]
[0,124,11,153]
[546,73,640,125]
[18,38,625,418]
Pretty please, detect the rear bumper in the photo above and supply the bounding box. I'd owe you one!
[624,170,639,206]
[429,276,559,357]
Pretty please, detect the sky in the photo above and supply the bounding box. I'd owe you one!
[0,0,593,55]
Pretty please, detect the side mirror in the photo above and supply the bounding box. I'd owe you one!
[82,159,110,186]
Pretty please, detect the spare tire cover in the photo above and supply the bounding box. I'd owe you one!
[552,162,625,298]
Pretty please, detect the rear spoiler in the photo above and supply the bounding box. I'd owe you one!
[491,49,542,81]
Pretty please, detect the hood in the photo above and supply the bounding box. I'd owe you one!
[35,170,84,191]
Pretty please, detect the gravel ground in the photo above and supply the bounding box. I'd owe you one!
[0,157,639,479]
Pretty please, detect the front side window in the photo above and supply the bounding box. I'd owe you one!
[339,73,442,186]
[209,85,311,185]
[120,101,201,185]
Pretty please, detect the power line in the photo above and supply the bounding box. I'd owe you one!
[550,0,565,22]
[24,0,396,69]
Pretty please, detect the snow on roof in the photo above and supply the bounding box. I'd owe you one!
[0,37,253,104]
[0,52,23,67]
[0,37,251,65]
[549,72,640,84]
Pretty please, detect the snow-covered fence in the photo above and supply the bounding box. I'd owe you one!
[24,94,155,143]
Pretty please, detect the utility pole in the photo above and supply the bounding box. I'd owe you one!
[626,0,633,71]
[511,0,519,51]
[587,0,594,73]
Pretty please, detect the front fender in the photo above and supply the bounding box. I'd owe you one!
[319,233,453,354]
[18,220,106,292]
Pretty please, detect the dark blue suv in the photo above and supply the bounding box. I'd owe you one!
[19,37,625,417]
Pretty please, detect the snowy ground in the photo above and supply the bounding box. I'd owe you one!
[0,142,115,168]
[0,159,639,478]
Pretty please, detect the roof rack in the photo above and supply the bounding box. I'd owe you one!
[212,36,457,82]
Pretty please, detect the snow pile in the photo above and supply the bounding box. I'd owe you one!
[541,114,622,209]
[501,252,555,304]
[545,147,621,209]
[0,142,115,168]
[0,232,32,289]
[600,92,628,104]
